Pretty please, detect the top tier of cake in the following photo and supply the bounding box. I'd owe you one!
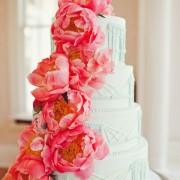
[98,15,126,63]
[92,16,134,110]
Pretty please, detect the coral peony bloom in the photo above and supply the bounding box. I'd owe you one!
[87,48,114,76]
[69,62,105,96]
[32,112,47,135]
[18,126,52,171]
[68,48,114,95]
[51,3,105,47]
[41,90,91,133]
[18,126,44,153]
[28,53,69,102]
[3,159,53,180]
[15,156,52,180]
[2,161,32,180]
[49,126,109,179]
[55,42,96,61]
[3,126,54,180]
[58,0,113,15]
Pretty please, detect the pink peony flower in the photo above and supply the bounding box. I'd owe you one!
[3,126,54,180]
[2,161,32,180]
[68,48,114,95]
[48,126,109,179]
[69,62,105,96]
[58,0,113,15]
[39,90,91,133]
[18,126,45,153]
[32,112,47,134]
[15,155,53,180]
[3,159,53,180]
[87,48,114,76]
[51,3,105,47]
[18,126,53,172]
[28,53,69,102]
[55,42,96,61]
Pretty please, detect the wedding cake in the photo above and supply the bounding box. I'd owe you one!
[3,1,149,180]
[57,14,149,180]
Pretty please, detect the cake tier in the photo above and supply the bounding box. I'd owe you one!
[93,16,133,108]
[92,63,134,109]
[87,103,142,152]
[57,137,149,180]
[98,15,126,63]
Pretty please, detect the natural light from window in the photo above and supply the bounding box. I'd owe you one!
[22,0,58,114]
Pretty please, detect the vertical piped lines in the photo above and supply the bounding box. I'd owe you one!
[107,23,126,63]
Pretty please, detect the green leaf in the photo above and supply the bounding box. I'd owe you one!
[62,92,68,103]
[42,123,47,129]
[98,14,106,18]
[34,107,42,113]
[49,174,57,180]
[33,112,39,117]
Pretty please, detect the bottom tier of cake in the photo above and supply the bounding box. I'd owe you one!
[56,137,149,180]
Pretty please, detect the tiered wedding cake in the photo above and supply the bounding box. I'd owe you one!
[57,15,149,180]
[3,1,149,180]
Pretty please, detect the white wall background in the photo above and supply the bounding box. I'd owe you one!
[169,0,180,141]
[138,0,180,174]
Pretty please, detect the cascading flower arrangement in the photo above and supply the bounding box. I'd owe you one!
[3,0,114,179]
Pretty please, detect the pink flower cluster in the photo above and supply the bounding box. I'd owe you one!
[58,0,113,15]
[3,1,114,180]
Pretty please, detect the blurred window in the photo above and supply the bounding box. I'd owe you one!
[21,0,57,114]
